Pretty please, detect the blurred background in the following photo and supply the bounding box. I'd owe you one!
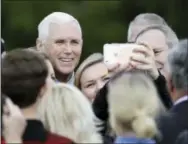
[2,0,188,62]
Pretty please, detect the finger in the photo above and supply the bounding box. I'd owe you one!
[125,64,134,71]
[134,64,151,71]
[131,54,150,65]
[137,42,152,51]
[133,46,152,57]
[107,63,120,72]
[137,42,155,56]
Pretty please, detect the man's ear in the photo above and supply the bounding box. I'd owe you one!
[36,38,44,52]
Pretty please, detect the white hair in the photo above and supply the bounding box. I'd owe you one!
[38,83,102,143]
[127,13,179,49]
[167,39,188,91]
[37,12,82,41]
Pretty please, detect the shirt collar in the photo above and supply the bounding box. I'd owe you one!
[56,72,75,85]
[67,72,75,85]
[174,95,188,106]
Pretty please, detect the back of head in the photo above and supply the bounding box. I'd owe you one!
[38,12,82,41]
[128,13,178,49]
[2,49,48,108]
[75,53,103,88]
[167,39,188,91]
[38,83,102,143]
[108,71,160,138]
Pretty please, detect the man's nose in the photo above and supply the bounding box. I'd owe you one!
[63,42,72,54]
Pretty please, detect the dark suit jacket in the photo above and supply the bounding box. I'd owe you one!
[158,100,188,144]
[2,120,73,144]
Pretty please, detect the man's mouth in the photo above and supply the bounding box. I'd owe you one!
[58,58,73,62]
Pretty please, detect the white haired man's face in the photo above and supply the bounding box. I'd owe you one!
[136,29,168,75]
[44,22,82,75]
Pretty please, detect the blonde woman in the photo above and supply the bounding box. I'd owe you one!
[75,53,110,102]
[38,83,102,143]
[108,71,161,144]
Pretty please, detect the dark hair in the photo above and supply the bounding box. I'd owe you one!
[27,47,50,60]
[2,49,48,108]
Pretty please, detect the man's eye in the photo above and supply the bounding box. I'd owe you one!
[71,40,79,44]
[56,40,65,44]
[154,50,162,55]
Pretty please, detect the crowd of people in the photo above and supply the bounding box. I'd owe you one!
[1,12,188,144]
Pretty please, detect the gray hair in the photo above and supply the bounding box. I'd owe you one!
[37,12,82,42]
[127,13,179,49]
[168,39,188,91]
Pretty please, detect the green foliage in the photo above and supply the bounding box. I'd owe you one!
[2,0,188,63]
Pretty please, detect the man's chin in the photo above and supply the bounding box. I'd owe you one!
[57,67,74,75]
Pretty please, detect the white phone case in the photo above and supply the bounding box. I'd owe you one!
[103,43,137,68]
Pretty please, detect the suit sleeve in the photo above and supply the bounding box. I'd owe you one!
[154,71,173,109]
[92,83,109,121]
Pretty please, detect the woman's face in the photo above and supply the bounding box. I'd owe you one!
[80,62,110,102]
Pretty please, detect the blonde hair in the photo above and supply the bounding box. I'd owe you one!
[75,53,103,88]
[108,71,160,138]
[38,83,102,143]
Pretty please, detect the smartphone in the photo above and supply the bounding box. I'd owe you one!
[103,43,144,69]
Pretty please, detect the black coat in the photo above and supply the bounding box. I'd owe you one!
[157,100,188,144]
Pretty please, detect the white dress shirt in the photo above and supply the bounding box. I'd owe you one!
[174,95,188,106]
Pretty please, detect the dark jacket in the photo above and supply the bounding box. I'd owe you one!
[157,100,188,144]
[92,72,173,135]
[2,120,74,144]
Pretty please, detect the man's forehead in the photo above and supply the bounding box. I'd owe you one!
[48,22,82,38]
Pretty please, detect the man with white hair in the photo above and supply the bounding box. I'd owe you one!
[127,13,179,76]
[127,13,179,108]
[158,39,188,144]
[92,13,177,136]
[36,12,83,84]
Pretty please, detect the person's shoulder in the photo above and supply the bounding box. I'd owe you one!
[47,132,74,144]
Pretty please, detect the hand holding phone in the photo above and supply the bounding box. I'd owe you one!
[103,43,146,71]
